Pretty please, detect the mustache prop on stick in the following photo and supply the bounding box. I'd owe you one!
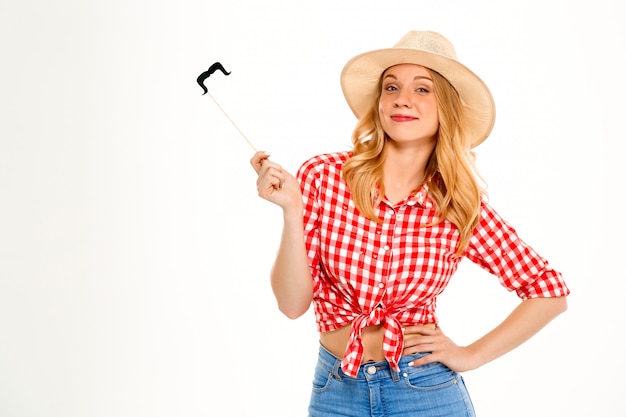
[197,62,257,152]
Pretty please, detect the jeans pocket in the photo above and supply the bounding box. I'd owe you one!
[403,362,459,392]
[311,365,335,393]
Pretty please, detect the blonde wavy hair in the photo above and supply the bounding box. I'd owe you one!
[342,68,483,255]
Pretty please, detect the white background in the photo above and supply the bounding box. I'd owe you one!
[1,0,624,416]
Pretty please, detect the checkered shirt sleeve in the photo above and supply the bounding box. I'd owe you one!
[465,202,570,299]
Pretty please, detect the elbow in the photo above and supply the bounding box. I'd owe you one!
[541,295,568,318]
[275,292,312,320]
[524,295,568,320]
[278,303,310,320]
[271,274,313,320]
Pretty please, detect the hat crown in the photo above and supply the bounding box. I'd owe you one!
[393,31,458,61]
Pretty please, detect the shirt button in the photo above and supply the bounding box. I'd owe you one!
[383,245,390,251]
[378,283,384,289]
[367,366,377,375]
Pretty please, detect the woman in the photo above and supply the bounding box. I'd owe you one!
[250,31,569,417]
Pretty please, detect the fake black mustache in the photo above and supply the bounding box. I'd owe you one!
[197,62,231,95]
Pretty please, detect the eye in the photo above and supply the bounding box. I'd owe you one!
[416,87,430,93]
[384,84,398,91]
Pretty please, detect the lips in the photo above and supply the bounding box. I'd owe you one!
[390,114,417,122]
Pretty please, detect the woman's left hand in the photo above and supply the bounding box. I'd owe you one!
[402,324,477,372]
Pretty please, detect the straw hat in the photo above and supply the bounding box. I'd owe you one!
[340,31,496,147]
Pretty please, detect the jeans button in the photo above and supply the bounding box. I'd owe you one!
[367,366,377,375]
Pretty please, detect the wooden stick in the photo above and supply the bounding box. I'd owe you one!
[205,91,257,152]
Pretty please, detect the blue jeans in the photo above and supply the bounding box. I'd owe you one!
[308,344,475,417]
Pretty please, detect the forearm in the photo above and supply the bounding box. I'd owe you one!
[466,296,568,369]
[270,204,313,319]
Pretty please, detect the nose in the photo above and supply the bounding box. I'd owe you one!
[393,88,412,107]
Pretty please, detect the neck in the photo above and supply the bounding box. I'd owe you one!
[383,142,433,187]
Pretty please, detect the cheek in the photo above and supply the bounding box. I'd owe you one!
[419,101,439,122]
[378,95,393,114]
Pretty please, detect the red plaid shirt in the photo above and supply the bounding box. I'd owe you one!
[297,152,569,378]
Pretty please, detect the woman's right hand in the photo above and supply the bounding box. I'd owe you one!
[250,151,301,210]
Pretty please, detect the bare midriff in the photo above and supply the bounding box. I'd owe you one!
[319,322,437,363]
[320,324,387,362]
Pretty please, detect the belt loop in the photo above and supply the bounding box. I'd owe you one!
[391,364,400,382]
[391,369,400,382]
[332,355,342,381]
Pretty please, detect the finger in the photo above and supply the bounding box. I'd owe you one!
[404,335,437,350]
[257,165,284,187]
[402,333,423,346]
[403,324,438,336]
[269,173,284,190]
[250,151,270,173]
[407,336,441,355]
[258,171,286,197]
[408,353,437,368]
[258,160,283,177]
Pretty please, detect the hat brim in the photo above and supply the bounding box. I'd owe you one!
[340,48,496,147]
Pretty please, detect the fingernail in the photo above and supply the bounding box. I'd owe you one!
[408,361,414,367]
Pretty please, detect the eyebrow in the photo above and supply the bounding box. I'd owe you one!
[382,74,433,82]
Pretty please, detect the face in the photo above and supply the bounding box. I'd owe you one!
[378,64,439,146]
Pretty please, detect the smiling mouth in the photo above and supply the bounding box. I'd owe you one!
[390,115,417,122]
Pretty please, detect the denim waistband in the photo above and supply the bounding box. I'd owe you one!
[316,343,429,382]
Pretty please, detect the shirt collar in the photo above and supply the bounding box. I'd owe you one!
[377,180,434,209]
[407,183,433,208]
